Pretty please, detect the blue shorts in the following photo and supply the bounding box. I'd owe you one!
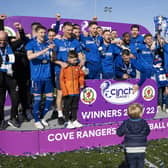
[31,79,54,94]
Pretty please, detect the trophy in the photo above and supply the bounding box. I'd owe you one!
[154,16,168,42]
[154,16,164,34]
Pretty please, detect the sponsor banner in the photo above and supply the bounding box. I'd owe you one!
[5,79,157,123]
[78,79,158,124]
[0,118,168,155]
[4,16,150,37]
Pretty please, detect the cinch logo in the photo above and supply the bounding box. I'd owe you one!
[142,85,155,101]
[100,81,139,105]
[80,87,97,104]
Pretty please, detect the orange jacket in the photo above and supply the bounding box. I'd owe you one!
[60,65,85,96]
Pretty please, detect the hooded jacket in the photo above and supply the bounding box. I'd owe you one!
[117,118,150,148]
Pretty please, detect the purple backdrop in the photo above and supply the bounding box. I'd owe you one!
[0,118,168,155]
[4,16,150,37]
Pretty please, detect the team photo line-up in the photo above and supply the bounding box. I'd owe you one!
[0,14,168,130]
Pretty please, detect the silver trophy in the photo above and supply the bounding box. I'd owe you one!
[154,16,168,42]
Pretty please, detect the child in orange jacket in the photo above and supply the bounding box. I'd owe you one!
[60,50,85,129]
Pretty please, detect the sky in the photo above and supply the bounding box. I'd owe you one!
[0,0,168,34]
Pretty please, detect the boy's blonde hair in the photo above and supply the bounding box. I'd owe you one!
[127,103,143,119]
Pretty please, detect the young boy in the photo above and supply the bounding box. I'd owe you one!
[60,50,85,129]
[117,103,150,168]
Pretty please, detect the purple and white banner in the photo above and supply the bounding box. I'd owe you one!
[5,79,158,123]
[0,118,168,155]
[4,16,150,37]
[78,79,158,124]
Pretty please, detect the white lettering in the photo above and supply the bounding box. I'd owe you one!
[48,134,55,142]
[48,132,75,142]
[149,122,166,130]
[76,127,116,139]
[81,109,122,119]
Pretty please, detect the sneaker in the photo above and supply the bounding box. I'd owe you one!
[163,104,166,112]
[73,120,83,128]
[58,117,65,125]
[8,118,20,128]
[34,121,44,129]
[66,121,75,129]
[166,108,168,113]
[157,106,162,113]
[41,119,49,127]
[0,120,8,130]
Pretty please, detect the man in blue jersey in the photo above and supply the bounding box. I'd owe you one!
[100,30,117,79]
[130,24,144,47]
[131,34,156,93]
[115,49,153,93]
[137,34,156,69]
[53,22,84,125]
[26,25,55,129]
[115,50,136,80]
[80,21,102,79]
[114,32,137,58]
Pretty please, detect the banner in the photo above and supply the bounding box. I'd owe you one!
[5,79,157,123]
[4,16,150,37]
[0,118,168,155]
[78,79,158,124]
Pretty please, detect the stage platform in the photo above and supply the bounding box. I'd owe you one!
[4,107,168,131]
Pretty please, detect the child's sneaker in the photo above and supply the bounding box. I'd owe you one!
[41,119,49,127]
[73,120,83,128]
[8,118,20,128]
[34,121,44,129]
[66,121,75,129]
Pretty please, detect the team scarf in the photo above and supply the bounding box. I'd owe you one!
[0,44,15,72]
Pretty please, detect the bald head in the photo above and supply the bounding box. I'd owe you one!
[0,31,8,48]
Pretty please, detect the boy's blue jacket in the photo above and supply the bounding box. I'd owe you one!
[117,118,150,147]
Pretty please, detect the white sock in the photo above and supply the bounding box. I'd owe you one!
[58,110,63,118]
